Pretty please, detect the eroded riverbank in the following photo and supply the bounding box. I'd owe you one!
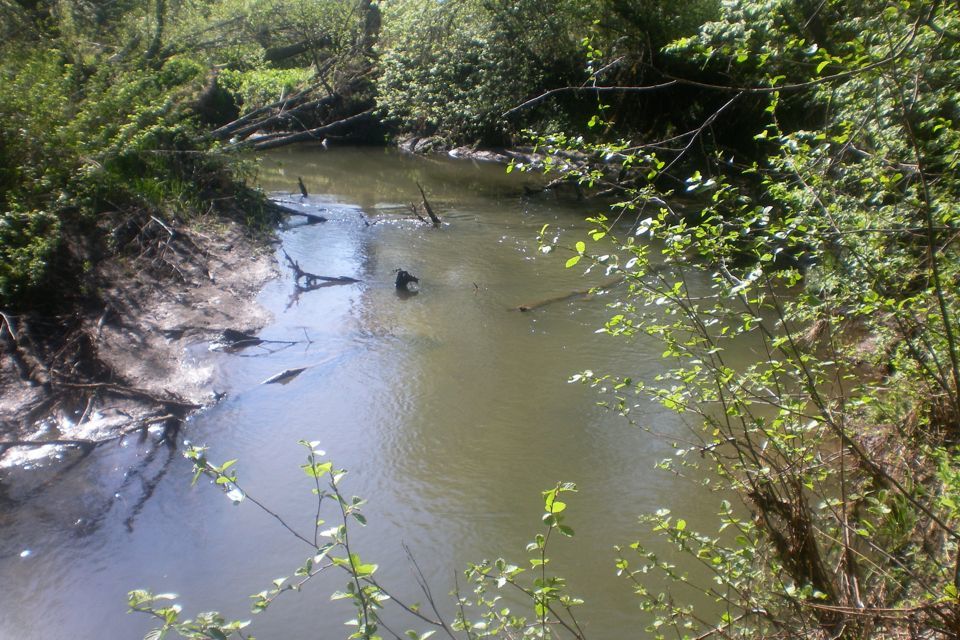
[0,215,277,466]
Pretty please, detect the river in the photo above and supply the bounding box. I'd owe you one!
[0,147,725,639]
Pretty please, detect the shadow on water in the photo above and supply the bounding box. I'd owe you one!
[0,416,184,538]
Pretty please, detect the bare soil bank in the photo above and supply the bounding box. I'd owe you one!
[0,216,277,462]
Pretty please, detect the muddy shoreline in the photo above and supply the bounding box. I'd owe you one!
[0,215,278,464]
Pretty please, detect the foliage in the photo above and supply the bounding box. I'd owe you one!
[131,444,584,640]
[376,0,575,144]
[376,0,721,145]
[526,0,960,637]
[0,0,289,308]
[219,67,315,114]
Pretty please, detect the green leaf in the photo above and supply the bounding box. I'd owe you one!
[565,255,581,268]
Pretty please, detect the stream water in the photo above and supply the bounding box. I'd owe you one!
[0,147,729,639]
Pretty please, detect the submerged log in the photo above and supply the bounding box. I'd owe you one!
[513,275,625,312]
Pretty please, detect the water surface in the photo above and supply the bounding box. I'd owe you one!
[0,147,727,639]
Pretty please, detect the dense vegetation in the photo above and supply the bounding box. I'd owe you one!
[0,0,718,309]
[4,0,960,638]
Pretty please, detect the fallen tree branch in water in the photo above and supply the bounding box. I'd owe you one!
[268,201,327,225]
[282,249,360,289]
[513,276,625,312]
[261,367,307,385]
[416,182,441,226]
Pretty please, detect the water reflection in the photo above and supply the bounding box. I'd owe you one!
[0,147,728,640]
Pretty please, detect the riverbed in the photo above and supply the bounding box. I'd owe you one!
[0,147,724,639]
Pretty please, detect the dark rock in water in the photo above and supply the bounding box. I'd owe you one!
[210,328,263,352]
[395,269,419,290]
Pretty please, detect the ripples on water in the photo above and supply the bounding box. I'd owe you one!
[0,147,726,639]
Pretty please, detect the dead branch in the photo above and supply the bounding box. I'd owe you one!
[513,276,625,312]
[261,367,306,385]
[282,249,360,288]
[227,91,345,141]
[416,182,441,226]
[408,204,429,224]
[504,81,679,117]
[0,438,97,451]
[0,312,51,387]
[269,201,327,224]
[248,108,375,151]
[209,81,324,140]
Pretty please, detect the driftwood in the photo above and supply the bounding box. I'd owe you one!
[415,182,441,226]
[297,177,309,198]
[513,276,625,312]
[261,367,306,385]
[210,328,262,352]
[282,249,360,289]
[209,328,305,354]
[269,201,327,224]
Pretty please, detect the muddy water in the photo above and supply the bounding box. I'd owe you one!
[0,147,729,639]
